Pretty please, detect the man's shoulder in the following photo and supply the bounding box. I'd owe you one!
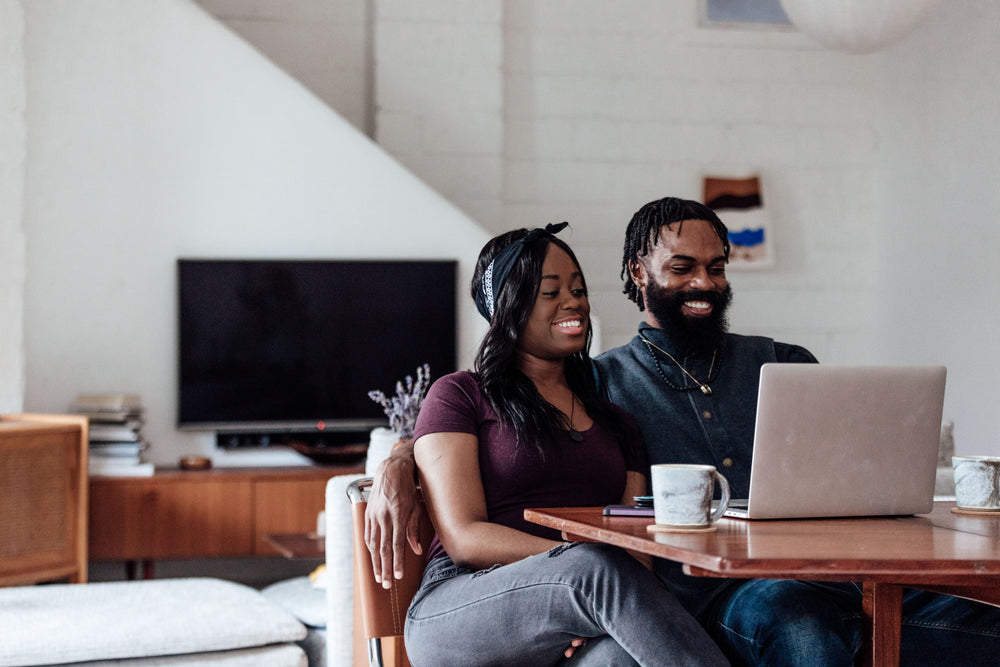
[594,342,633,365]
[722,333,818,363]
[593,332,818,367]
[772,341,819,364]
[593,339,642,374]
[594,332,772,364]
[592,342,642,398]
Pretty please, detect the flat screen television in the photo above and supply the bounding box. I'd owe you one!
[177,259,457,444]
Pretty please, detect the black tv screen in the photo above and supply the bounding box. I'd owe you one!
[177,259,457,433]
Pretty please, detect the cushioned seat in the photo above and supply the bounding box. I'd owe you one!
[50,644,306,666]
[0,578,307,666]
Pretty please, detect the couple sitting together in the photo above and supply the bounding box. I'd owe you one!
[364,197,1000,666]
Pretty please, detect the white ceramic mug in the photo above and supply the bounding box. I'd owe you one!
[651,464,731,527]
[953,456,1000,510]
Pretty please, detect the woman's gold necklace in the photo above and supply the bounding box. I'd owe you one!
[640,337,717,396]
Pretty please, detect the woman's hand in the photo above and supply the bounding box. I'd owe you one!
[564,637,587,658]
[364,438,423,588]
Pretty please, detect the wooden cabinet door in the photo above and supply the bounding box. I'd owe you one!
[89,466,360,561]
[149,479,254,557]
[89,481,155,560]
[90,478,253,559]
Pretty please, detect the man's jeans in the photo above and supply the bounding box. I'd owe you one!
[708,580,1000,666]
[404,542,728,667]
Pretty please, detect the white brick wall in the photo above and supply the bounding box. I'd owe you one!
[497,2,883,358]
[0,0,25,411]
[375,0,505,230]
[877,2,1000,454]
[194,0,371,133]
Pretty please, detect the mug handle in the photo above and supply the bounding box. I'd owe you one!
[709,472,731,524]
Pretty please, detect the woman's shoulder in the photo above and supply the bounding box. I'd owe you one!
[430,369,480,393]
[415,370,488,440]
[423,370,487,409]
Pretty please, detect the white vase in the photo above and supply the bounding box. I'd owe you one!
[366,427,400,475]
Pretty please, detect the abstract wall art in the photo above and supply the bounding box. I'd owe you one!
[703,175,774,269]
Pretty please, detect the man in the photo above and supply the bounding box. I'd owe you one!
[593,196,818,637]
[366,197,1000,665]
[593,197,1000,666]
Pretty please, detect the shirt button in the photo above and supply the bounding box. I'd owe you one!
[722,458,734,468]
[702,410,712,419]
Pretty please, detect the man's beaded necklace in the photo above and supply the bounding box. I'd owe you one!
[640,337,719,396]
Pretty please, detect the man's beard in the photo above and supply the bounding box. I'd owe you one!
[644,283,733,355]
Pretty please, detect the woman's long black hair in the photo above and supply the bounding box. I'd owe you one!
[470,228,635,458]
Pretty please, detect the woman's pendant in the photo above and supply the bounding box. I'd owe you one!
[699,384,712,396]
[569,429,584,442]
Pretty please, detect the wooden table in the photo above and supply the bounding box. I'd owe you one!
[525,502,1000,667]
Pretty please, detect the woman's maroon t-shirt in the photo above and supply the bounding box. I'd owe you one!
[413,370,646,563]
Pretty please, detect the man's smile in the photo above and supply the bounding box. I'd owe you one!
[682,300,713,318]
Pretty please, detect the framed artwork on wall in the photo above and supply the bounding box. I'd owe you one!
[701,0,792,28]
[686,0,814,50]
[703,175,774,270]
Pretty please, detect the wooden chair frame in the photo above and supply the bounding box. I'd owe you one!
[347,477,431,667]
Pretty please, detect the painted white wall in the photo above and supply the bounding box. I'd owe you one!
[0,0,26,412]
[877,2,1000,456]
[21,0,489,466]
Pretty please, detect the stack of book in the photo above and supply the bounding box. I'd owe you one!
[71,393,155,477]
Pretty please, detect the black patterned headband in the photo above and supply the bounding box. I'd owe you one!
[475,222,569,321]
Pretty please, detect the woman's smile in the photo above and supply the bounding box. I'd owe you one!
[553,317,585,335]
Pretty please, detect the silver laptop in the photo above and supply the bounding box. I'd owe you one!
[724,364,946,520]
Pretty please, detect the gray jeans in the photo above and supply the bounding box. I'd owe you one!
[404,542,728,667]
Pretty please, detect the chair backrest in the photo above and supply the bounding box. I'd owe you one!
[0,414,89,586]
[347,477,432,666]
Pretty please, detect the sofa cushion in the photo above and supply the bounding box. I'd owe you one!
[261,576,326,629]
[49,643,306,666]
[0,578,306,666]
[261,576,327,667]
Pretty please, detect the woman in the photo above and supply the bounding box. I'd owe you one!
[403,223,727,666]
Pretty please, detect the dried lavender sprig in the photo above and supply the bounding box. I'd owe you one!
[367,363,432,438]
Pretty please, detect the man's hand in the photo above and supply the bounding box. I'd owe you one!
[364,438,423,589]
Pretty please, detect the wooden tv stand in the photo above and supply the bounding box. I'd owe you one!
[88,464,363,577]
